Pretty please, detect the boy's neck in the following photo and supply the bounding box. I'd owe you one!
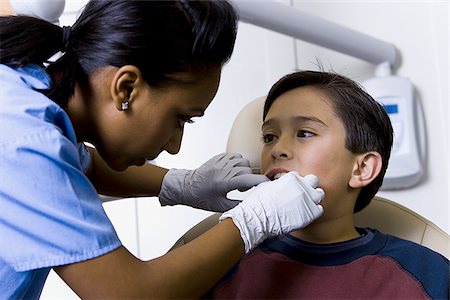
[289,216,360,244]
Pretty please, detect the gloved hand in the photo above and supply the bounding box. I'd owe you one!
[220,171,324,253]
[158,153,269,212]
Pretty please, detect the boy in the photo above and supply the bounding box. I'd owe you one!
[206,71,449,299]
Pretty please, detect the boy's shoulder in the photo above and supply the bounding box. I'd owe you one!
[375,228,448,262]
[372,229,447,276]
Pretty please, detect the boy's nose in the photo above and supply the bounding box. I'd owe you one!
[271,137,293,160]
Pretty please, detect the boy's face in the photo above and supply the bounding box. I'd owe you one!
[260,86,359,210]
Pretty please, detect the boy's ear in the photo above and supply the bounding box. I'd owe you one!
[349,152,382,188]
[110,65,142,111]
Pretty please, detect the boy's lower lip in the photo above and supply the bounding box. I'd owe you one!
[273,172,288,180]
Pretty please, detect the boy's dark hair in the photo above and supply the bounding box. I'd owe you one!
[0,0,237,108]
[263,71,393,212]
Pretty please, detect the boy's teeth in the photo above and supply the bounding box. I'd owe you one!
[273,172,287,180]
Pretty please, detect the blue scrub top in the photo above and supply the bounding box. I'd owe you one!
[0,64,122,299]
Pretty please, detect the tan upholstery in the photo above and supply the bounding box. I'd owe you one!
[170,213,221,251]
[171,97,450,259]
[354,197,449,259]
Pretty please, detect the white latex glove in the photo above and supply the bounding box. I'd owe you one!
[220,171,324,253]
[158,153,269,212]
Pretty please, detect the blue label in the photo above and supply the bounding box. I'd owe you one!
[383,104,398,114]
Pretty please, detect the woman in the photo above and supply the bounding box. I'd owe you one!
[0,1,324,298]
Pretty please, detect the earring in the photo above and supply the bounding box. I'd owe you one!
[121,101,129,110]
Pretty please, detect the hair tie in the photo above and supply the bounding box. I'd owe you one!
[61,26,72,52]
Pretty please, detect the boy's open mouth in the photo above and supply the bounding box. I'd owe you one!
[265,168,290,181]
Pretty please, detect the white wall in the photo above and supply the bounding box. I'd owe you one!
[41,0,449,298]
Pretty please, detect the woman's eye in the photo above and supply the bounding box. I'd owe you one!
[178,116,195,127]
[183,117,195,124]
[297,130,314,138]
[261,134,277,144]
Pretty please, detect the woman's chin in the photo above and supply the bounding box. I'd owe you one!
[136,157,146,167]
[110,163,129,172]
[107,159,132,172]
[108,156,149,172]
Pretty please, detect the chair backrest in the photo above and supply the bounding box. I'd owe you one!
[226,97,265,174]
[171,97,450,259]
[354,197,449,258]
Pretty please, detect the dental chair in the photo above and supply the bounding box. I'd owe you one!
[171,97,450,259]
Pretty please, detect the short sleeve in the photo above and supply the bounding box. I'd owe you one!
[0,129,122,272]
[78,142,92,174]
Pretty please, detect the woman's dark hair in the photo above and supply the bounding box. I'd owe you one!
[0,0,238,107]
[263,71,393,212]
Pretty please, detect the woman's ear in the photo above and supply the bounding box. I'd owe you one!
[349,152,382,188]
[110,65,142,111]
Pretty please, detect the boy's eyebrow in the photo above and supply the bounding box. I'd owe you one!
[262,116,328,129]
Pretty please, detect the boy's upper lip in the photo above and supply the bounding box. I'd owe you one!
[265,167,291,180]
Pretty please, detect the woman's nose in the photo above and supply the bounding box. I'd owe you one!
[165,127,184,154]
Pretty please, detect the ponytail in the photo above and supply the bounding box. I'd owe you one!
[0,16,63,66]
[0,16,80,107]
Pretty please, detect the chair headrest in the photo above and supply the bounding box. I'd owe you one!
[226,96,266,174]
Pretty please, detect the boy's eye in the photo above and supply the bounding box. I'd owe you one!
[261,133,277,144]
[297,130,314,138]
